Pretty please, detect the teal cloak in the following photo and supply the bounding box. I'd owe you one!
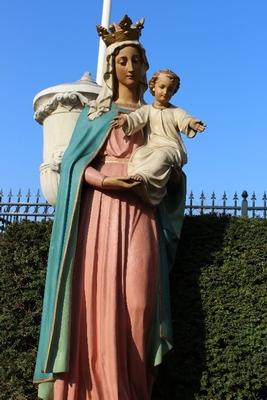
[34,104,186,399]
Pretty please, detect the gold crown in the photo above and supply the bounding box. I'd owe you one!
[96,15,144,47]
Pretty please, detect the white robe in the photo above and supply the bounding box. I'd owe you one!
[126,104,197,205]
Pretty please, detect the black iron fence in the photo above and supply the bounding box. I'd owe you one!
[0,190,54,232]
[186,190,267,218]
[0,189,266,232]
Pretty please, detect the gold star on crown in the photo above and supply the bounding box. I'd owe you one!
[96,15,144,47]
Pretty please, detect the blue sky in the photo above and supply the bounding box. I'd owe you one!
[1,0,266,204]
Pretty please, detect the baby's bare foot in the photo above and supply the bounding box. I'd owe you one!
[130,175,144,182]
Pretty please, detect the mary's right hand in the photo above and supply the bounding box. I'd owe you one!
[102,176,141,190]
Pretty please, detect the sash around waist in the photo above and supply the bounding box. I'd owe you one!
[95,155,130,165]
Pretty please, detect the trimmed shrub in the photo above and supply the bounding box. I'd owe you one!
[153,216,267,400]
[0,221,52,400]
[1,217,267,399]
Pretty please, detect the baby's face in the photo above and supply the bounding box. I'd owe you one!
[153,74,175,107]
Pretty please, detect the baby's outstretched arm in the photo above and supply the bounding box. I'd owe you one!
[110,114,128,131]
[189,119,207,133]
[111,106,149,135]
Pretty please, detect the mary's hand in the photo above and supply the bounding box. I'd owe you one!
[102,176,141,190]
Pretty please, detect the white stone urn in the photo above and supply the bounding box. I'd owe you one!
[34,72,100,205]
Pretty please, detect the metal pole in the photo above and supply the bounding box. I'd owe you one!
[96,0,112,85]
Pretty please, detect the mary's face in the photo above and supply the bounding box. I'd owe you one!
[114,46,143,89]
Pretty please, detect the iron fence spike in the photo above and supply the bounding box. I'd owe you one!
[200,191,205,200]
[222,191,227,200]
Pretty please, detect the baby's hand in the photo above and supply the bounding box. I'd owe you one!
[190,119,207,132]
[110,114,128,131]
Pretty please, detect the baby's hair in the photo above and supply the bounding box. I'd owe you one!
[149,69,180,95]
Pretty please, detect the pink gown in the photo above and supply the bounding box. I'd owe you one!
[53,126,159,400]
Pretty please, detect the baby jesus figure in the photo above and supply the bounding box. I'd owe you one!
[111,69,206,205]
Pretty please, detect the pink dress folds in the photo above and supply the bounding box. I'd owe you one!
[53,124,159,399]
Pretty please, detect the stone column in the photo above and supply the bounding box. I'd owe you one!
[33,72,100,205]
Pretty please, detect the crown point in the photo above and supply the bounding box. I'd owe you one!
[97,15,145,47]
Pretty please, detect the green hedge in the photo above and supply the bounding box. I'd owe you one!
[0,221,51,400]
[153,216,267,400]
[1,217,267,400]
